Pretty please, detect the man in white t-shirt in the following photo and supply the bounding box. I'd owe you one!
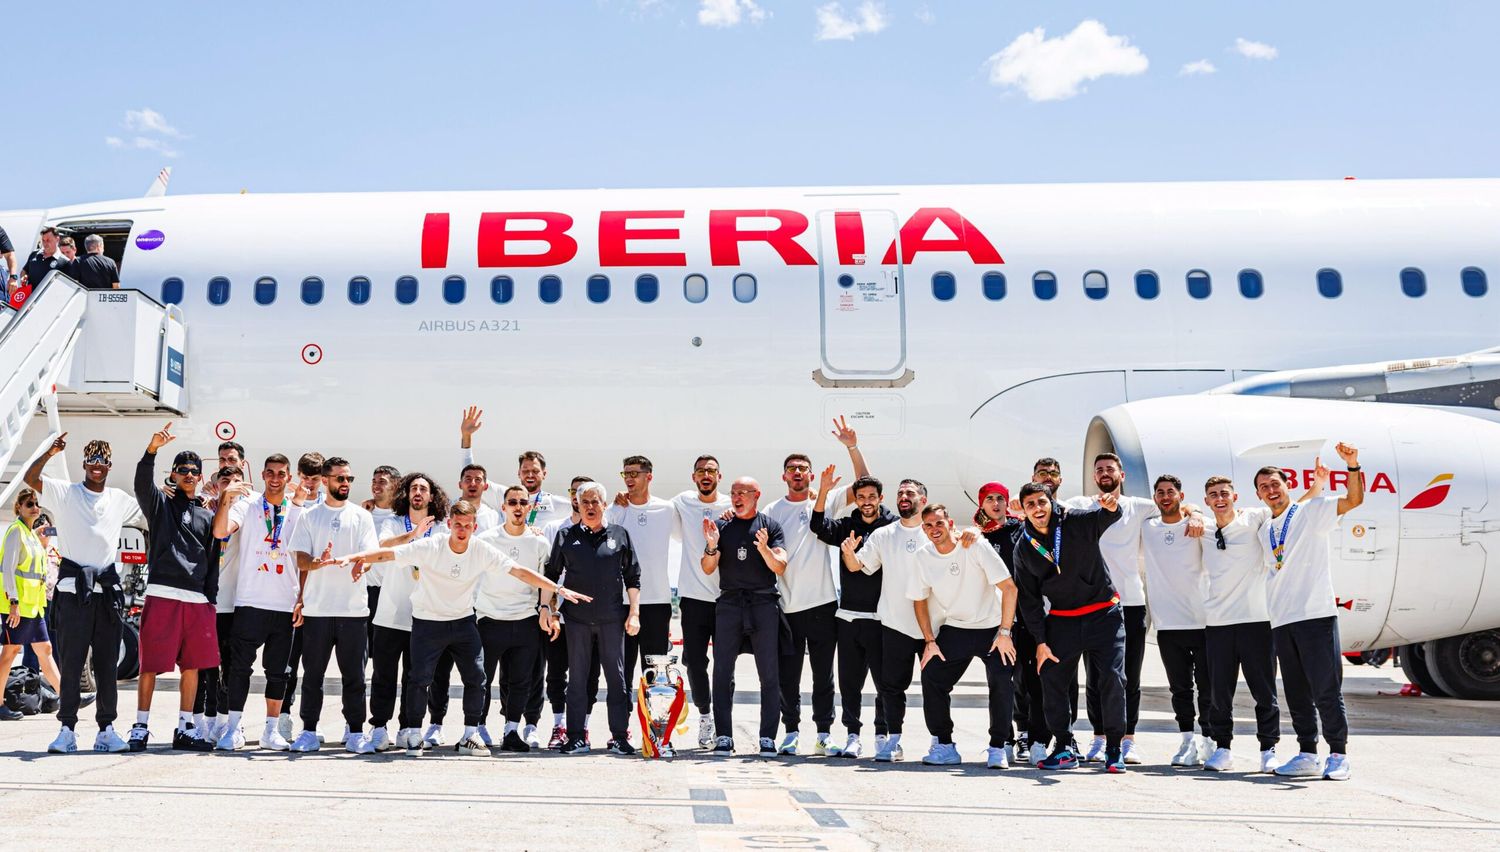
[211,453,308,751]
[288,457,380,754]
[25,434,144,754]
[607,454,680,682]
[275,450,328,741]
[338,499,585,756]
[671,455,732,748]
[1258,445,1363,781]
[765,417,868,757]
[910,505,1019,769]
[1141,475,1212,768]
[846,478,929,763]
[363,464,402,653]
[476,485,554,752]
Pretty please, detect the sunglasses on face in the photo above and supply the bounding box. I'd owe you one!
[331,475,356,483]
[504,499,530,507]
[1214,528,1227,551]
[18,500,36,509]
[620,471,646,479]
[174,467,202,477]
[84,457,111,467]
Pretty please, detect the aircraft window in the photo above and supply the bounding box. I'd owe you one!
[208,276,231,306]
[684,273,708,304]
[982,271,1006,301]
[349,276,371,305]
[1316,268,1342,299]
[539,275,563,304]
[396,276,419,305]
[1135,270,1160,299]
[301,276,324,305]
[1032,271,1057,301]
[1186,269,1212,299]
[635,274,659,303]
[733,273,757,303]
[160,277,183,305]
[254,277,277,306]
[491,275,514,304]
[1399,267,1426,298]
[1238,269,1264,299]
[1083,270,1108,300]
[1462,266,1488,297]
[587,274,610,304]
[443,275,466,305]
[927,272,954,301]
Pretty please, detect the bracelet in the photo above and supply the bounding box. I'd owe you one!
[704,547,718,555]
[1347,465,1361,471]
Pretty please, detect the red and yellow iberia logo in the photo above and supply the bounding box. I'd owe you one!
[1403,473,1453,510]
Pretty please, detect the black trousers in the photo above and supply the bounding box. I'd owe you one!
[1157,628,1212,735]
[54,590,121,730]
[1274,616,1349,754]
[1087,604,1145,735]
[780,601,837,734]
[1206,621,1280,749]
[193,611,234,717]
[227,606,295,712]
[428,649,454,724]
[680,597,719,714]
[622,602,673,684]
[1010,621,1050,745]
[480,616,541,725]
[877,626,925,735]
[921,625,1016,748]
[836,617,885,735]
[368,625,413,728]
[405,616,487,728]
[527,627,599,725]
[1042,606,1126,751]
[713,593,782,741]
[565,619,629,739]
[298,615,367,731]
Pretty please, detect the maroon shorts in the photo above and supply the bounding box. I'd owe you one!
[139,596,220,674]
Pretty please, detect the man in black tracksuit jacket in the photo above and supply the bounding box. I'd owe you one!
[810,470,894,752]
[1012,482,1126,771]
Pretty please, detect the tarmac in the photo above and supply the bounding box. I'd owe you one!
[1,640,1496,851]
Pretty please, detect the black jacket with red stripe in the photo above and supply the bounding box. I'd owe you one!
[1013,505,1121,644]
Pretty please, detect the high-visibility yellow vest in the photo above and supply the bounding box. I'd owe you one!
[1,519,48,618]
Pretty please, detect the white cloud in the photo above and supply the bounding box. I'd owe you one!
[1233,37,1278,60]
[1179,59,1216,76]
[698,0,767,27]
[104,135,179,158]
[124,108,183,138]
[985,20,1148,102]
[816,2,889,41]
[914,4,934,25]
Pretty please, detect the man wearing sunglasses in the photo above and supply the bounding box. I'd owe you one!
[130,422,220,752]
[606,455,678,683]
[25,433,144,754]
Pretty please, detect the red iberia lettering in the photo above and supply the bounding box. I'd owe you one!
[882,207,1003,265]
[477,212,578,268]
[708,210,816,266]
[834,211,865,265]
[421,213,450,269]
[598,210,686,267]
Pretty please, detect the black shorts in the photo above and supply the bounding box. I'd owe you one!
[1,614,50,646]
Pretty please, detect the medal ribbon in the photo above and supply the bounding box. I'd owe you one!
[1021,517,1063,574]
[1268,503,1299,571]
[404,515,435,538]
[263,497,287,551]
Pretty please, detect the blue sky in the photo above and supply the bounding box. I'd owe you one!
[2,1,1496,208]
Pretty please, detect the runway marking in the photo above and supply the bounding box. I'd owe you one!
[691,788,733,825]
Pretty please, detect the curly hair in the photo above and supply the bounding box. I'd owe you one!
[393,471,450,522]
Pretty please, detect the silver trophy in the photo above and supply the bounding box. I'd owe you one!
[637,654,688,758]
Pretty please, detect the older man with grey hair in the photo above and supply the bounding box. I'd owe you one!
[69,234,120,290]
[544,481,642,756]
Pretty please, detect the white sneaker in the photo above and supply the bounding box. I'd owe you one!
[289,731,321,752]
[1003,743,1016,766]
[277,713,294,742]
[838,734,862,759]
[261,722,290,751]
[476,725,492,747]
[1084,735,1107,762]
[1029,742,1049,766]
[1122,738,1143,765]
[203,717,225,743]
[1322,753,1351,781]
[93,727,128,753]
[922,742,961,766]
[344,732,375,754]
[401,728,423,754]
[1274,752,1322,778]
[813,733,831,756]
[986,746,1009,769]
[455,734,489,757]
[1259,747,1279,773]
[48,728,78,754]
[523,725,541,749]
[874,733,889,754]
[697,716,715,748]
[1204,747,1234,772]
[215,726,246,751]
[778,731,799,756]
[369,727,392,752]
[421,724,444,749]
[875,736,904,763]
[1197,735,1215,765]
[1172,734,1201,767]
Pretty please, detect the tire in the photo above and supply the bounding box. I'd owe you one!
[116,622,140,682]
[1424,631,1500,701]
[1399,643,1449,697]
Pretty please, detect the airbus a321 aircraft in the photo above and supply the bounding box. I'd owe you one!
[1,176,1498,699]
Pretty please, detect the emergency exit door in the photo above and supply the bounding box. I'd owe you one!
[816,210,907,378]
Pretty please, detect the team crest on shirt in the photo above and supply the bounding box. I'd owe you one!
[331,518,342,532]
[607,538,617,551]
[180,510,191,524]
[449,565,462,578]
[905,539,918,553]
[510,547,520,559]
[1164,531,1176,545]
[949,562,960,576]
[737,546,748,561]
[636,513,647,527]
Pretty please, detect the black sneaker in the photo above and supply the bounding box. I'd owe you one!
[560,736,590,755]
[0,705,22,721]
[500,729,530,753]
[713,735,733,755]
[173,727,214,752]
[127,723,150,752]
[607,738,636,756]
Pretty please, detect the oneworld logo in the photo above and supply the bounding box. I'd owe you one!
[134,230,165,251]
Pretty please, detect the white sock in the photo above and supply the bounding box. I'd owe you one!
[265,716,278,729]
[226,711,243,730]
[137,710,150,726]
[463,725,478,740]
[194,713,206,732]
[553,712,564,727]
[504,721,518,735]
[583,717,590,731]
[178,711,193,732]
[523,723,535,734]
[887,733,901,747]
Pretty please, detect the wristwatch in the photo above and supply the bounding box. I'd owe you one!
[999,627,1013,637]
[704,546,718,555]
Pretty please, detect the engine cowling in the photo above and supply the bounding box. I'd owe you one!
[1085,394,1500,654]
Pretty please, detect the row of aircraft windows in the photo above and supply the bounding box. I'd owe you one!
[160,272,761,307]
[933,267,1491,301]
